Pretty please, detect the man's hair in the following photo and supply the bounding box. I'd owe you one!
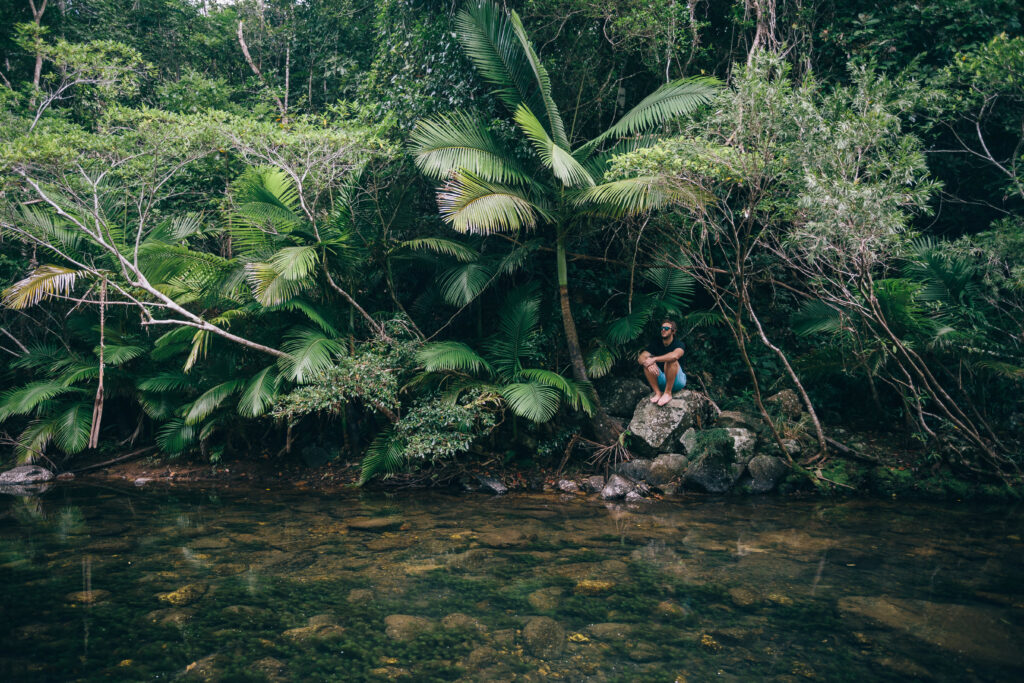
[661,319,677,332]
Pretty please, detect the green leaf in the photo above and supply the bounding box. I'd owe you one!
[585,346,616,379]
[0,381,79,419]
[97,344,146,366]
[500,382,560,422]
[278,327,345,383]
[599,77,720,141]
[439,262,495,306]
[438,172,539,234]
[417,342,492,375]
[237,366,281,418]
[518,368,594,415]
[156,418,196,455]
[409,112,528,184]
[400,238,480,263]
[358,427,405,485]
[514,104,594,188]
[184,378,247,425]
[575,176,706,218]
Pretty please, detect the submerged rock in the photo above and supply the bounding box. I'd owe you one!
[441,612,486,633]
[180,654,226,681]
[66,589,110,605]
[628,390,719,453]
[147,607,195,627]
[527,587,564,611]
[478,528,534,548]
[522,616,565,659]
[283,615,346,642]
[838,596,1024,667]
[347,517,404,532]
[384,614,435,641]
[157,583,208,606]
[600,474,634,500]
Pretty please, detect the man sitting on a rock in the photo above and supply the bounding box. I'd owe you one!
[638,319,686,406]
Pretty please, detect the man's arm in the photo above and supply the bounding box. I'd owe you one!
[644,347,684,367]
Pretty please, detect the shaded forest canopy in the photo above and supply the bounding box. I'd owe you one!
[1,0,1022,489]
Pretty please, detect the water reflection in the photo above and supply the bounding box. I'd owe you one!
[0,486,1021,681]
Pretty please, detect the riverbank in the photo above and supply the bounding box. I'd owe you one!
[67,439,1020,503]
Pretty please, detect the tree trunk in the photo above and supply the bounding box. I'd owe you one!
[556,233,621,444]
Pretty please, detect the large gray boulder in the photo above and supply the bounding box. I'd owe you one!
[0,465,54,485]
[600,474,634,500]
[615,458,651,481]
[766,389,803,420]
[683,429,744,493]
[628,391,718,454]
[647,453,688,485]
[595,377,651,417]
[716,410,763,432]
[680,427,755,464]
[747,455,788,493]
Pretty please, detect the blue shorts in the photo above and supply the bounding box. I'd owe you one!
[657,366,686,392]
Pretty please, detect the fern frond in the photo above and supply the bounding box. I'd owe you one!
[417,341,492,376]
[358,427,406,485]
[278,327,345,383]
[499,381,560,422]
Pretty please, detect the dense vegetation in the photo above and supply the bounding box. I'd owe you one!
[1,0,1022,489]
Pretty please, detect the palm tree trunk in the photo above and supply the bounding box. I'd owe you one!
[556,233,621,444]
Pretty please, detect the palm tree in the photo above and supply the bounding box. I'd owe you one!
[410,0,718,442]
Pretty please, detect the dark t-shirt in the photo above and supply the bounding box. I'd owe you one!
[646,338,685,373]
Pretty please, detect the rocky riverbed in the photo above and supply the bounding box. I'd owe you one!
[1,484,1022,681]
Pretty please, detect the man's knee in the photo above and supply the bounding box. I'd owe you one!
[664,359,679,372]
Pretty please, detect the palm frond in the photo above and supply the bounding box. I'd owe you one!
[17,205,82,251]
[487,290,541,379]
[455,1,545,119]
[438,172,539,234]
[792,300,847,337]
[400,238,480,263]
[518,368,594,415]
[499,381,560,422]
[409,112,528,184]
[0,381,80,420]
[245,261,310,307]
[514,104,594,188]
[574,176,706,218]
[417,341,492,376]
[506,9,569,148]
[585,345,616,379]
[97,344,146,366]
[600,77,720,140]
[237,366,282,418]
[642,266,695,310]
[156,418,197,455]
[266,298,340,336]
[278,327,345,383]
[184,378,247,425]
[358,427,405,485]
[2,265,85,309]
[605,307,652,345]
[439,262,495,306]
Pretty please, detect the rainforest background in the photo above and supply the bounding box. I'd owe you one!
[1,0,1022,491]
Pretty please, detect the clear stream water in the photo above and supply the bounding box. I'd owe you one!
[1,484,1022,682]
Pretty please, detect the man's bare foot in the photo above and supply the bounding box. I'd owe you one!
[656,394,673,406]
[649,393,662,403]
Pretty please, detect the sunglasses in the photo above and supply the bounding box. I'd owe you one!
[661,325,673,331]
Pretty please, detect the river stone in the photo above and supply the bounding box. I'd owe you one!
[648,453,688,485]
[527,587,564,611]
[181,654,227,681]
[347,517,404,532]
[726,428,758,464]
[522,616,565,659]
[574,579,615,595]
[680,428,698,455]
[747,455,788,493]
[683,429,744,493]
[66,589,110,604]
[147,607,195,627]
[595,376,651,416]
[838,596,1024,667]
[283,615,345,642]
[624,490,646,503]
[476,476,507,495]
[556,479,580,493]
[716,410,762,432]
[616,458,652,481]
[628,390,719,453]
[601,474,634,500]
[0,465,54,485]
[384,614,435,641]
[478,528,534,548]
[466,646,499,669]
[586,623,635,641]
[766,389,802,419]
[347,588,375,603]
[250,657,288,683]
[581,475,605,493]
[158,582,208,606]
[441,612,486,633]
